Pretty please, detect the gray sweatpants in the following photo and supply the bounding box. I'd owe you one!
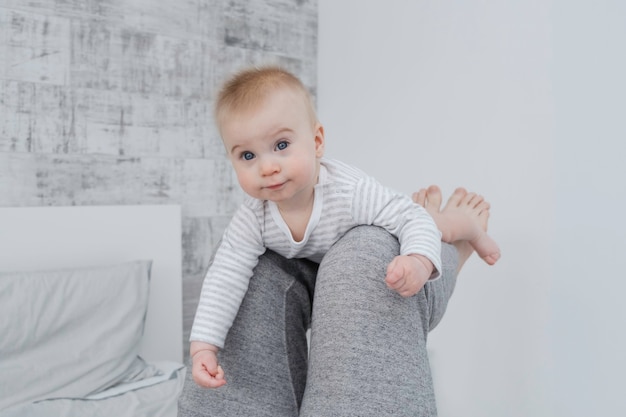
[178,226,459,417]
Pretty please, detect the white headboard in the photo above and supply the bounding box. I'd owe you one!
[0,205,183,363]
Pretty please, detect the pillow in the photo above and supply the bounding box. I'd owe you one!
[0,260,152,411]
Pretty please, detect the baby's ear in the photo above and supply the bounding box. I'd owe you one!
[314,123,325,157]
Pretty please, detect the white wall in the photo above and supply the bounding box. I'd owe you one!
[551,1,626,416]
[318,1,625,416]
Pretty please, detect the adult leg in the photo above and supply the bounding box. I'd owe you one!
[300,226,459,417]
[178,250,318,417]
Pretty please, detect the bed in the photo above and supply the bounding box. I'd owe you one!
[0,205,186,417]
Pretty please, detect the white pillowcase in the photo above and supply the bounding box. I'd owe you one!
[0,260,153,411]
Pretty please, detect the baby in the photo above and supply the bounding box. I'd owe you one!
[189,66,500,388]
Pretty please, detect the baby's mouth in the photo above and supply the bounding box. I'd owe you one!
[266,182,286,190]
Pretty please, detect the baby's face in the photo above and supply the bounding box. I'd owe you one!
[221,87,325,208]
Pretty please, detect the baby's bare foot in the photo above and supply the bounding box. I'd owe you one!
[413,186,473,269]
[413,185,501,265]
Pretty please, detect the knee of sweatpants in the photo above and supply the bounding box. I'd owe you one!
[303,226,437,416]
[321,225,399,284]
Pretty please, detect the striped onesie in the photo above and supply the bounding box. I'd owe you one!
[190,158,442,348]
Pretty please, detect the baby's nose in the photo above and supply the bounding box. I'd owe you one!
[260,158,280,176]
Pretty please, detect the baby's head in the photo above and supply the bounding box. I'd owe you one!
[214,66,325,205]
[215,66,318,135]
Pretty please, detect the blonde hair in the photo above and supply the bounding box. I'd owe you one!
[214,65,317,131]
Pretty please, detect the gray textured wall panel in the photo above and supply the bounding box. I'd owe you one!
[0,0,317,359]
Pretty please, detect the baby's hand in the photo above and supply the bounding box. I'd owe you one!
[191,345,226,388]
[385,254,434,297]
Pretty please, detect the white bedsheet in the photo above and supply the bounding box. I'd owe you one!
[0,362,185,417]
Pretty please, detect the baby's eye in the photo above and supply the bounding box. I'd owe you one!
[241,151,255,161]
[275,141,289,151]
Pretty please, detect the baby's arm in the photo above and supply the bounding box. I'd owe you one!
[385,254,434,298]
[190,341,226,388]
[188,202,266,388]
[351,176,442,298]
